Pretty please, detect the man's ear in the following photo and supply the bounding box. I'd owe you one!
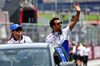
[12,31,14,34]
[52,25,55,29]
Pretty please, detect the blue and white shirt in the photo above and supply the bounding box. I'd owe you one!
[7,35,33,44]
[45,26,70,44]
[45,26,71,57]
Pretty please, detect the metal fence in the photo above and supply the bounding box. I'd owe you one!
[69,23,100,46]
[0,22,12,44]
[21,23,52,42]
[0,23,100,46]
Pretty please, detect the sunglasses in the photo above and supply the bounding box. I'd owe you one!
[15,27,22,32]
[55,22,62,25]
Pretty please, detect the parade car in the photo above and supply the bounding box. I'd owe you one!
[0,43,76,66]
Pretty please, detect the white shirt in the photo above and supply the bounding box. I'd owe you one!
[84,47,90,56]
[78,45,86,56]
[7,35,33,44]
[45,26,70,44]
[72,46,76,54]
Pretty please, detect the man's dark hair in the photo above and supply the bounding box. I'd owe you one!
[50,17,59,29]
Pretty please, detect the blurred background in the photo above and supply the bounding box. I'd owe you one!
[0,0,100,64]
[0,0,100,45]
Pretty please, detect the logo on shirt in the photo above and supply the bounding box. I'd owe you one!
[53,36,56,40]
[13,41,15,43]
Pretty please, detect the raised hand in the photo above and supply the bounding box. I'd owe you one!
[73,3,81,12]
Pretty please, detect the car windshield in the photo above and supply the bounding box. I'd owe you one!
[0,48,50,66]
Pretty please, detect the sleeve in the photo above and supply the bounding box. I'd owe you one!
[45,37,51,43]
[7,41,10,44]
[26,37,33,43]
[7,41,13,44]
[7,39,12,44]
[63,26,71,35]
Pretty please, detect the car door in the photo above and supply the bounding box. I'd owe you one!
[53,45,70,66]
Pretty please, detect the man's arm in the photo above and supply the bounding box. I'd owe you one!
[69,3,81,31]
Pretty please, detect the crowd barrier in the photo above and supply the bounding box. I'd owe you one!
[88,46,100,60]
[0,23,100,46]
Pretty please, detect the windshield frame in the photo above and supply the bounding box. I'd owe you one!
[0,47,51,66]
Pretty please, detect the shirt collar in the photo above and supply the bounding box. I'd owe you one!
[12,34,23,41]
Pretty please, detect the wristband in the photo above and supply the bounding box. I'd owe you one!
[77,12,80,14]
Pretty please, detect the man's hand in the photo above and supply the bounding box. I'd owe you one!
[73,3,81,13]
[12,57,20,62]
[69,3,81,31]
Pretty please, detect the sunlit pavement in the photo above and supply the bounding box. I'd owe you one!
[87,59,100,66]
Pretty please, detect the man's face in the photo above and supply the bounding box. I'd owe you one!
[53,20,62,31]
[12,27,22,36]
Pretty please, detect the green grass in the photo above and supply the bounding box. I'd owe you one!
[39,13,100,21]
[84,15,100,21]
[39,13,59,19]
